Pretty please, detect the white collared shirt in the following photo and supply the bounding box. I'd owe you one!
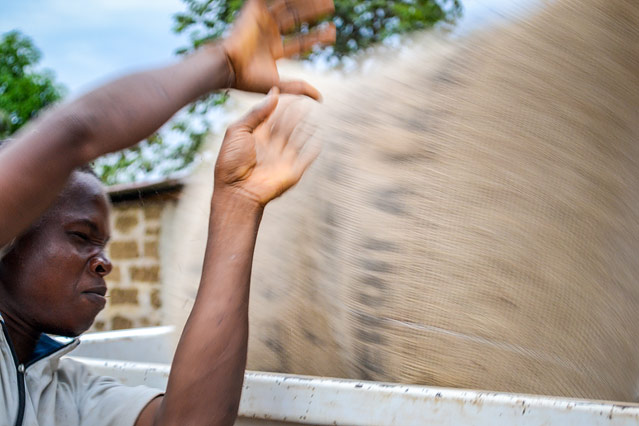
[0,315,162,426]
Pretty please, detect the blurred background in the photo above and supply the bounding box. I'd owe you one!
[0,0,500,331]
[6,0,637,403]
[0,0,546,185]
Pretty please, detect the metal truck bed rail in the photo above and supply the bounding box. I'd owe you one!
[68,327,639,425]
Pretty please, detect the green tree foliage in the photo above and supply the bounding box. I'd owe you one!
[98,0,461,184]
[174,0,461,57]
[0,31,65,138]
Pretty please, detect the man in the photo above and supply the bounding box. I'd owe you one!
[0,0,335,425]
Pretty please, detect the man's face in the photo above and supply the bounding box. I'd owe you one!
[0,171,112,337]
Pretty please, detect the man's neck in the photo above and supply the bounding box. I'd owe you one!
[0,308,40,365]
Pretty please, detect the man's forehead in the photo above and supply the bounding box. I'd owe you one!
[49,172,110,218]
[60,171,104,199]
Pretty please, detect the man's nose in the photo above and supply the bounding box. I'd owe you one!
[90,253,113,277]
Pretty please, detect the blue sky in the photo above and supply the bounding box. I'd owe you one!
[1,0,188,95]
[0,0,542,97]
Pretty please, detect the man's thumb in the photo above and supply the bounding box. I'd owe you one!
[239,87,280,131]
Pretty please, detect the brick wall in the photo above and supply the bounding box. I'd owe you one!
[89,181,181,331]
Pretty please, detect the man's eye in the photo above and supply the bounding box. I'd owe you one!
[71,232,90,241]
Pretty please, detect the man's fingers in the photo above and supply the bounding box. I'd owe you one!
[270,0,334,33]
[289,120,318,154]
[237,88,280,132]
[282,23,336,58]
[270,99,311,150]
[278,80,322,101]
[264,94,298,126]
[292,138,322,182]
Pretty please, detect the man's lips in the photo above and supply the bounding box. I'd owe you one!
[82,286,107,308]
[82,286,107,297]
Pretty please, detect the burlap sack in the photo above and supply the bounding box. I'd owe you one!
[165,0,639,402]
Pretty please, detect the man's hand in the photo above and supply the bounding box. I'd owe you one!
[215,88,318,206]
[146,89,320,426]
[222,0,336,100]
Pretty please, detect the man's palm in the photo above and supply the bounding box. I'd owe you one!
[215,90,318,206]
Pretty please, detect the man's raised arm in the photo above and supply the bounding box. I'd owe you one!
[0,0,334,248]
[135,90,319,425]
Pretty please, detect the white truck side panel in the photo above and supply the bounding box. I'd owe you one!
[68,327,639,425]
[68,356,639,426]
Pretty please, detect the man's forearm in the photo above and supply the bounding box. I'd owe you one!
[0,44,231,247]
[73,44,233,161]
[157,190,263,425]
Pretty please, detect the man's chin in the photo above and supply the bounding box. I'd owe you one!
[46,320,95,338]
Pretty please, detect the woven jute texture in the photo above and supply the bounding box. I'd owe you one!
[166,0,639,401]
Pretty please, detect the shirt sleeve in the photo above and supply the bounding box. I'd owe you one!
[57,358,164,426]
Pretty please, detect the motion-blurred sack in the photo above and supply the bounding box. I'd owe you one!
[165,0,639,401]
